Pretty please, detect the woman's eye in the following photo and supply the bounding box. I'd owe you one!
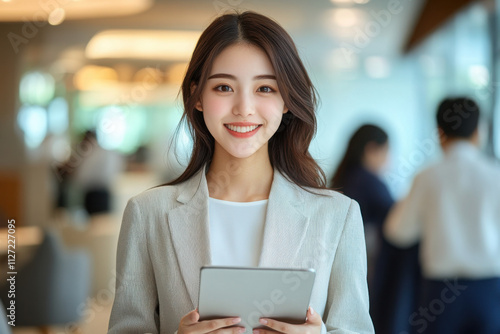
[258,86,274,93]
[215,85,232,92]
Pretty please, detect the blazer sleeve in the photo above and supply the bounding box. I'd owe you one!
[323,200,374,334]
[108,198,160,333]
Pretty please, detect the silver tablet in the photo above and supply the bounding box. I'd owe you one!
[198,266,316,333]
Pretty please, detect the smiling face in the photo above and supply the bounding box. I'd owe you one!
[196,43,288,160]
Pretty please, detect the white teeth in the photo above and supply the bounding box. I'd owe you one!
[225,124,260,133]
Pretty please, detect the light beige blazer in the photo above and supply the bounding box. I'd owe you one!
[108,166,374,334]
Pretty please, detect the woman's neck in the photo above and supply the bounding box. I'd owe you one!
[207,149,274,202]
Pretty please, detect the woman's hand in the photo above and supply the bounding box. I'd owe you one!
[253,307,322,334]
[178,309,246,334]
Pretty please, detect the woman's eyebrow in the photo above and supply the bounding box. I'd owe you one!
[207,73,276,80]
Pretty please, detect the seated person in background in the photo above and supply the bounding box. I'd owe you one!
[384,97,500,334]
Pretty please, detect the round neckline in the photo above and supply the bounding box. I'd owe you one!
[209,197,269,206]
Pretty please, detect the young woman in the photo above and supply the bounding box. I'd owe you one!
[108,11,373,334]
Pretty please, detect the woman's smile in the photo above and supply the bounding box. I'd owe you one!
[224,123,263,137]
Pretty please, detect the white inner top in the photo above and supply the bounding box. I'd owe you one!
[208,197,268,267]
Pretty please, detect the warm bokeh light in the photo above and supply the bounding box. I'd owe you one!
[133,67,164,86]
[85,30,202,61]
[48,8,66,26]
[324,8,366,34]
[330,0,370,4]
[73,65,119,91]
[0,0,152,21]
[166,63,189,85]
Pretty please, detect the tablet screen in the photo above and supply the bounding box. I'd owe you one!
[198,266,316,333]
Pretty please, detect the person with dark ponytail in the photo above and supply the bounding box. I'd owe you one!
[331,124,392,232]
[108,11,373,334]
[331,125,420,334]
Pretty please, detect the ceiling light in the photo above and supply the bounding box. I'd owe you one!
[330,0,370,4]
[48,8,65,26]
[330,8,364,27]
[0,0,152,21]
[468,65,489,88]
[73,65,118,91]
[365,56,391,78]
[85,30,202,61]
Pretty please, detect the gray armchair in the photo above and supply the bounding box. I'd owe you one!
[0,228,91,329]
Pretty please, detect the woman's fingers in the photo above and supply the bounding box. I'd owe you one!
[180,310,243,334]
[255,317,290,334]
[254,307,322,334]
[305,307,322,326]
[208,325,247,334]
[180,309,201,326]
[194,317,242,334]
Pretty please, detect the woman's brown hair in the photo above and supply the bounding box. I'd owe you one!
[165,11,327,191]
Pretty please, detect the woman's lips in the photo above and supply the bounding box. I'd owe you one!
[224,123,262,138]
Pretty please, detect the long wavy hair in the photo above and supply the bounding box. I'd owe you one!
[331,124,388,189]
[164,11,327,191]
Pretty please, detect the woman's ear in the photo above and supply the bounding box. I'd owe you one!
[195,100,203,112]
[191,82,203,112]
[283,106,289,114]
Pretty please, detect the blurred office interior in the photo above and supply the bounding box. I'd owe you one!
[0,0,499,333]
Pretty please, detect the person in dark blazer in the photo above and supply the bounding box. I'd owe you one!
[108,11,374,334]
[331,124,420,334]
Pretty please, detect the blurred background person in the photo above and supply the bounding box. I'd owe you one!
[331,124,391,275]
[385,97,500,334]
[331,124,420,334]
[72,130,124,216]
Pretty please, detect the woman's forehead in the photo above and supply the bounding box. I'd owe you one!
[209,43,276,77]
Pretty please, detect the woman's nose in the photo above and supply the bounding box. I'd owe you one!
[232,91,255,117]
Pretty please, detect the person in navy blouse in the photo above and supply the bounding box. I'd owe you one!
[331,124,420,334]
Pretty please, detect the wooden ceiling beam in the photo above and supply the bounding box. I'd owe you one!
[404,0,477,53]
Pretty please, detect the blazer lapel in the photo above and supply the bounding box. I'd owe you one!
[167,167,211,308]
[258,170,310,268]
[167,166,311,308]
